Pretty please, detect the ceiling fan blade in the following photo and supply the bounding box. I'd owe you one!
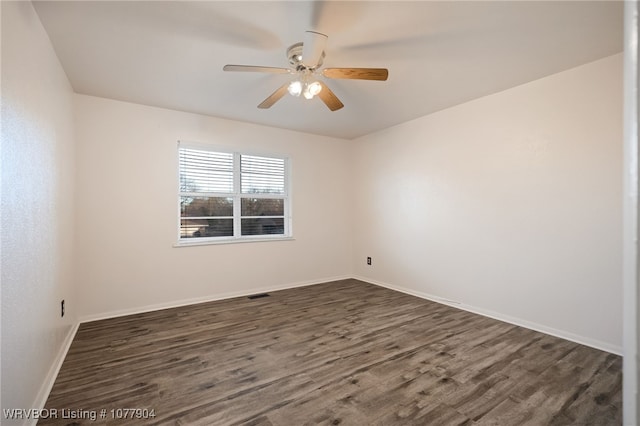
[258,83,290,109]
[317,82,344,111]
[322,68,389,81]
[303,31,328,68]
[223,65,290,74]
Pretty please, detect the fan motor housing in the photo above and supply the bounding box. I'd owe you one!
[287,42,324,70]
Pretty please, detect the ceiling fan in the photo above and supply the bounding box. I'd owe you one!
[223,31,389,111]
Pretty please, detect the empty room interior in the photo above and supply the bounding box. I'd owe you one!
[2,1,637,425]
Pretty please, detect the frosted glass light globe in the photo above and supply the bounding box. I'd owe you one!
[287,81,302,97]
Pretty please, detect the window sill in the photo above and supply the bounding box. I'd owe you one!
[173,236,295,247]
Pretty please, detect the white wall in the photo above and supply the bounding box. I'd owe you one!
[73,95,353,319]
[1,1,77,419]
[353,54,623,353]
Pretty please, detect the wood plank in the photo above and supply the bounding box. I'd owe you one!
[38,279,621,425]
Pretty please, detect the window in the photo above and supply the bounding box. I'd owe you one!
[178,143,290,243]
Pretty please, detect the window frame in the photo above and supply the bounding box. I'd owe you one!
[176,141,292,246]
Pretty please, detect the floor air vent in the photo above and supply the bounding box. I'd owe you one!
[247,293,270,300]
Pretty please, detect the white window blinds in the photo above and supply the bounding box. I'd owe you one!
[241,155,286,194]
[179,148,234,194]
[178,143,290,242]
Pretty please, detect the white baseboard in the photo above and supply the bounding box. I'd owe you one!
[78,275,352,324]
[32,273,619,425]
[78,274,622,355]
[30,275,350,425]
[28,322,79,426]
[353,275,622,356]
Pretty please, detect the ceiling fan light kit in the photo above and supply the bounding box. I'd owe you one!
[287,71,323,100]
[223,31,389,111]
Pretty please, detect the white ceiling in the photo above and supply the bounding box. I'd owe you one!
[33,1,623,140]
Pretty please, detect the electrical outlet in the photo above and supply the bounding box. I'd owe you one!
[61,300,65,317]
[367,257,372,265]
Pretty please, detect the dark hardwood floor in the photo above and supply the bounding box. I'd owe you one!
[40,279,621,425]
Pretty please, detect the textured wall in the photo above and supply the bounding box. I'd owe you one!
[352,54,623,353]
[1,1,77,419]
